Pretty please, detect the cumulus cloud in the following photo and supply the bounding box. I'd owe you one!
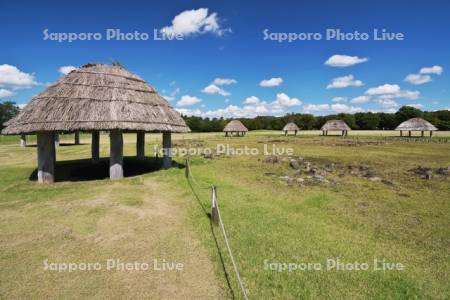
[365,84,400,95]
[331,103,364,113]
[272,93,302,107]
[213,78,237,85]
[375,99,399,108]
[201,84,230,96]
[350,95,370,104]
[58,65,77,75]
[0,64,37,89]
[259,77,283,87]
[326,75,363,89]
[324,55,368,67]
[162,87,180,101]
[303,104,330,113]
[160,8,230,37]
[176,95,201,106]
[408,103,424,109]
[0,88,15,98]
[420,65,443,75]
[332,96,347,102]
[243,96,261,105]
[404,73,432,85]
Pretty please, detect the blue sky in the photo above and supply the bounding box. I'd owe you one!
[1,0,449,117]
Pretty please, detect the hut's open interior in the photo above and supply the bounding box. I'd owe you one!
[320,120,350,136]
[1,64,190,183]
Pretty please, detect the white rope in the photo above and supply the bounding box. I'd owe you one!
[213,186,249,300]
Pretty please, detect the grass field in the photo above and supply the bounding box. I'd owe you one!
[1,131,449,299]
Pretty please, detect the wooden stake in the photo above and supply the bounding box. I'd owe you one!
[211,185,219,225]
[37,131,55,183]
[109,130,123,180]
[162,132,172,169]
[20,133,26,147]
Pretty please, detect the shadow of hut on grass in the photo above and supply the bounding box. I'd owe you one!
[29,157,185,182]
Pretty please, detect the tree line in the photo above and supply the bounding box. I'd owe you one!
[1,102,449,132]
[182,106,450,132]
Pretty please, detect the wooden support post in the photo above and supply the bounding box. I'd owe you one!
[400,130,403,137]
[74,131,80,145]
[421,131,424,137]
[408,130,411,137]
[91,131,100,163]
[136,131,145,161]
[430,131,433,137]
[211,185,219,225]
[54,133,59,147]
[20,133,26,147]
[162,132,172,169]
[37,131,55,183]
[295,130,297,136]
[109,130,123,180]
[326,130,328,136]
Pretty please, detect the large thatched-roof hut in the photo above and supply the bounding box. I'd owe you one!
[395,117,437,137]
[1,63,190,183]
[282,122,300,136]
[223,120,248,137]
[321,120,350,136]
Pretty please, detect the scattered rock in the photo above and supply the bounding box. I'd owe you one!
[368,176,382,182]
[265,155,279,163]
[289,159,300,170]
[358,202,369,209]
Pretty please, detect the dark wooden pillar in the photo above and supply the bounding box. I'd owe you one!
[109,130,123,180]
[136,131,145,160]
[421,131,424,137]
[408,131,411,137]
[74,132,80,145]
[430,131,433,137]
[37,131,55,183]
[20,133,26,147]
[400,130,403,137]
[162,132,172,169]
[91,131,100,163]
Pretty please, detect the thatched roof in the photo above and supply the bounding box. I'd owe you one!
[2,64,190,134]
[282,122,300,131]
[395,117,437,131]
[223,120,248,132]
[321,120,351,131]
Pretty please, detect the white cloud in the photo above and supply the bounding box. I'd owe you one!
[259,77,283,87]
[162,87,180,101]
[176,95,201,106]
[0,88,15,98]
[303,104,330,113]
[404,73,432,85]
[213,78,237,85]
[0,64,37,89]
[201,84,230,96]
[420,65,443,75]
[332,97,347,102]
[272,93,302,107]
[350,95,370,104]
[395,90,420,100]
[324,55,368,67]
[243,96,261,105]
[376,99,399,108]
[365,84,400,95]
[408,103,424,109]
[160,8,230,37]
[326,75,363,89]
[331,103,364,113]
[58,65,77,75]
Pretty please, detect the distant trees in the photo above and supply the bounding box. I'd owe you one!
[0,101,19,130]
[183,105,449,132]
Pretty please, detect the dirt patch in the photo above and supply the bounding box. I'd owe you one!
[409,166,450,180]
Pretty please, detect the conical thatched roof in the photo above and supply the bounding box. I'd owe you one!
[2,64,190,134]
[395,117,437,131]
[223,120,248,132]
[321,120,351,131]
[282,122,300,131]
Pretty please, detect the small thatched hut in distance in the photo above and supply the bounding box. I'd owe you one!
[282,122,300,136]
[321,120,350,136]
[2,63,190,183]
[395,117,437,137]
[223,120,248,137]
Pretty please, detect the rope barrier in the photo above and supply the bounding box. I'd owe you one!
[185,159,249,300]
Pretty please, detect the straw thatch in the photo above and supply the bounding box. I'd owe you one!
[2,64,190,134]
[395,118,437,131]
[321,120,351,131]
[223,120,248,132]
[282,122,300,131]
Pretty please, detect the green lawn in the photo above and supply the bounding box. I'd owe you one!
[1,131,449,299]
